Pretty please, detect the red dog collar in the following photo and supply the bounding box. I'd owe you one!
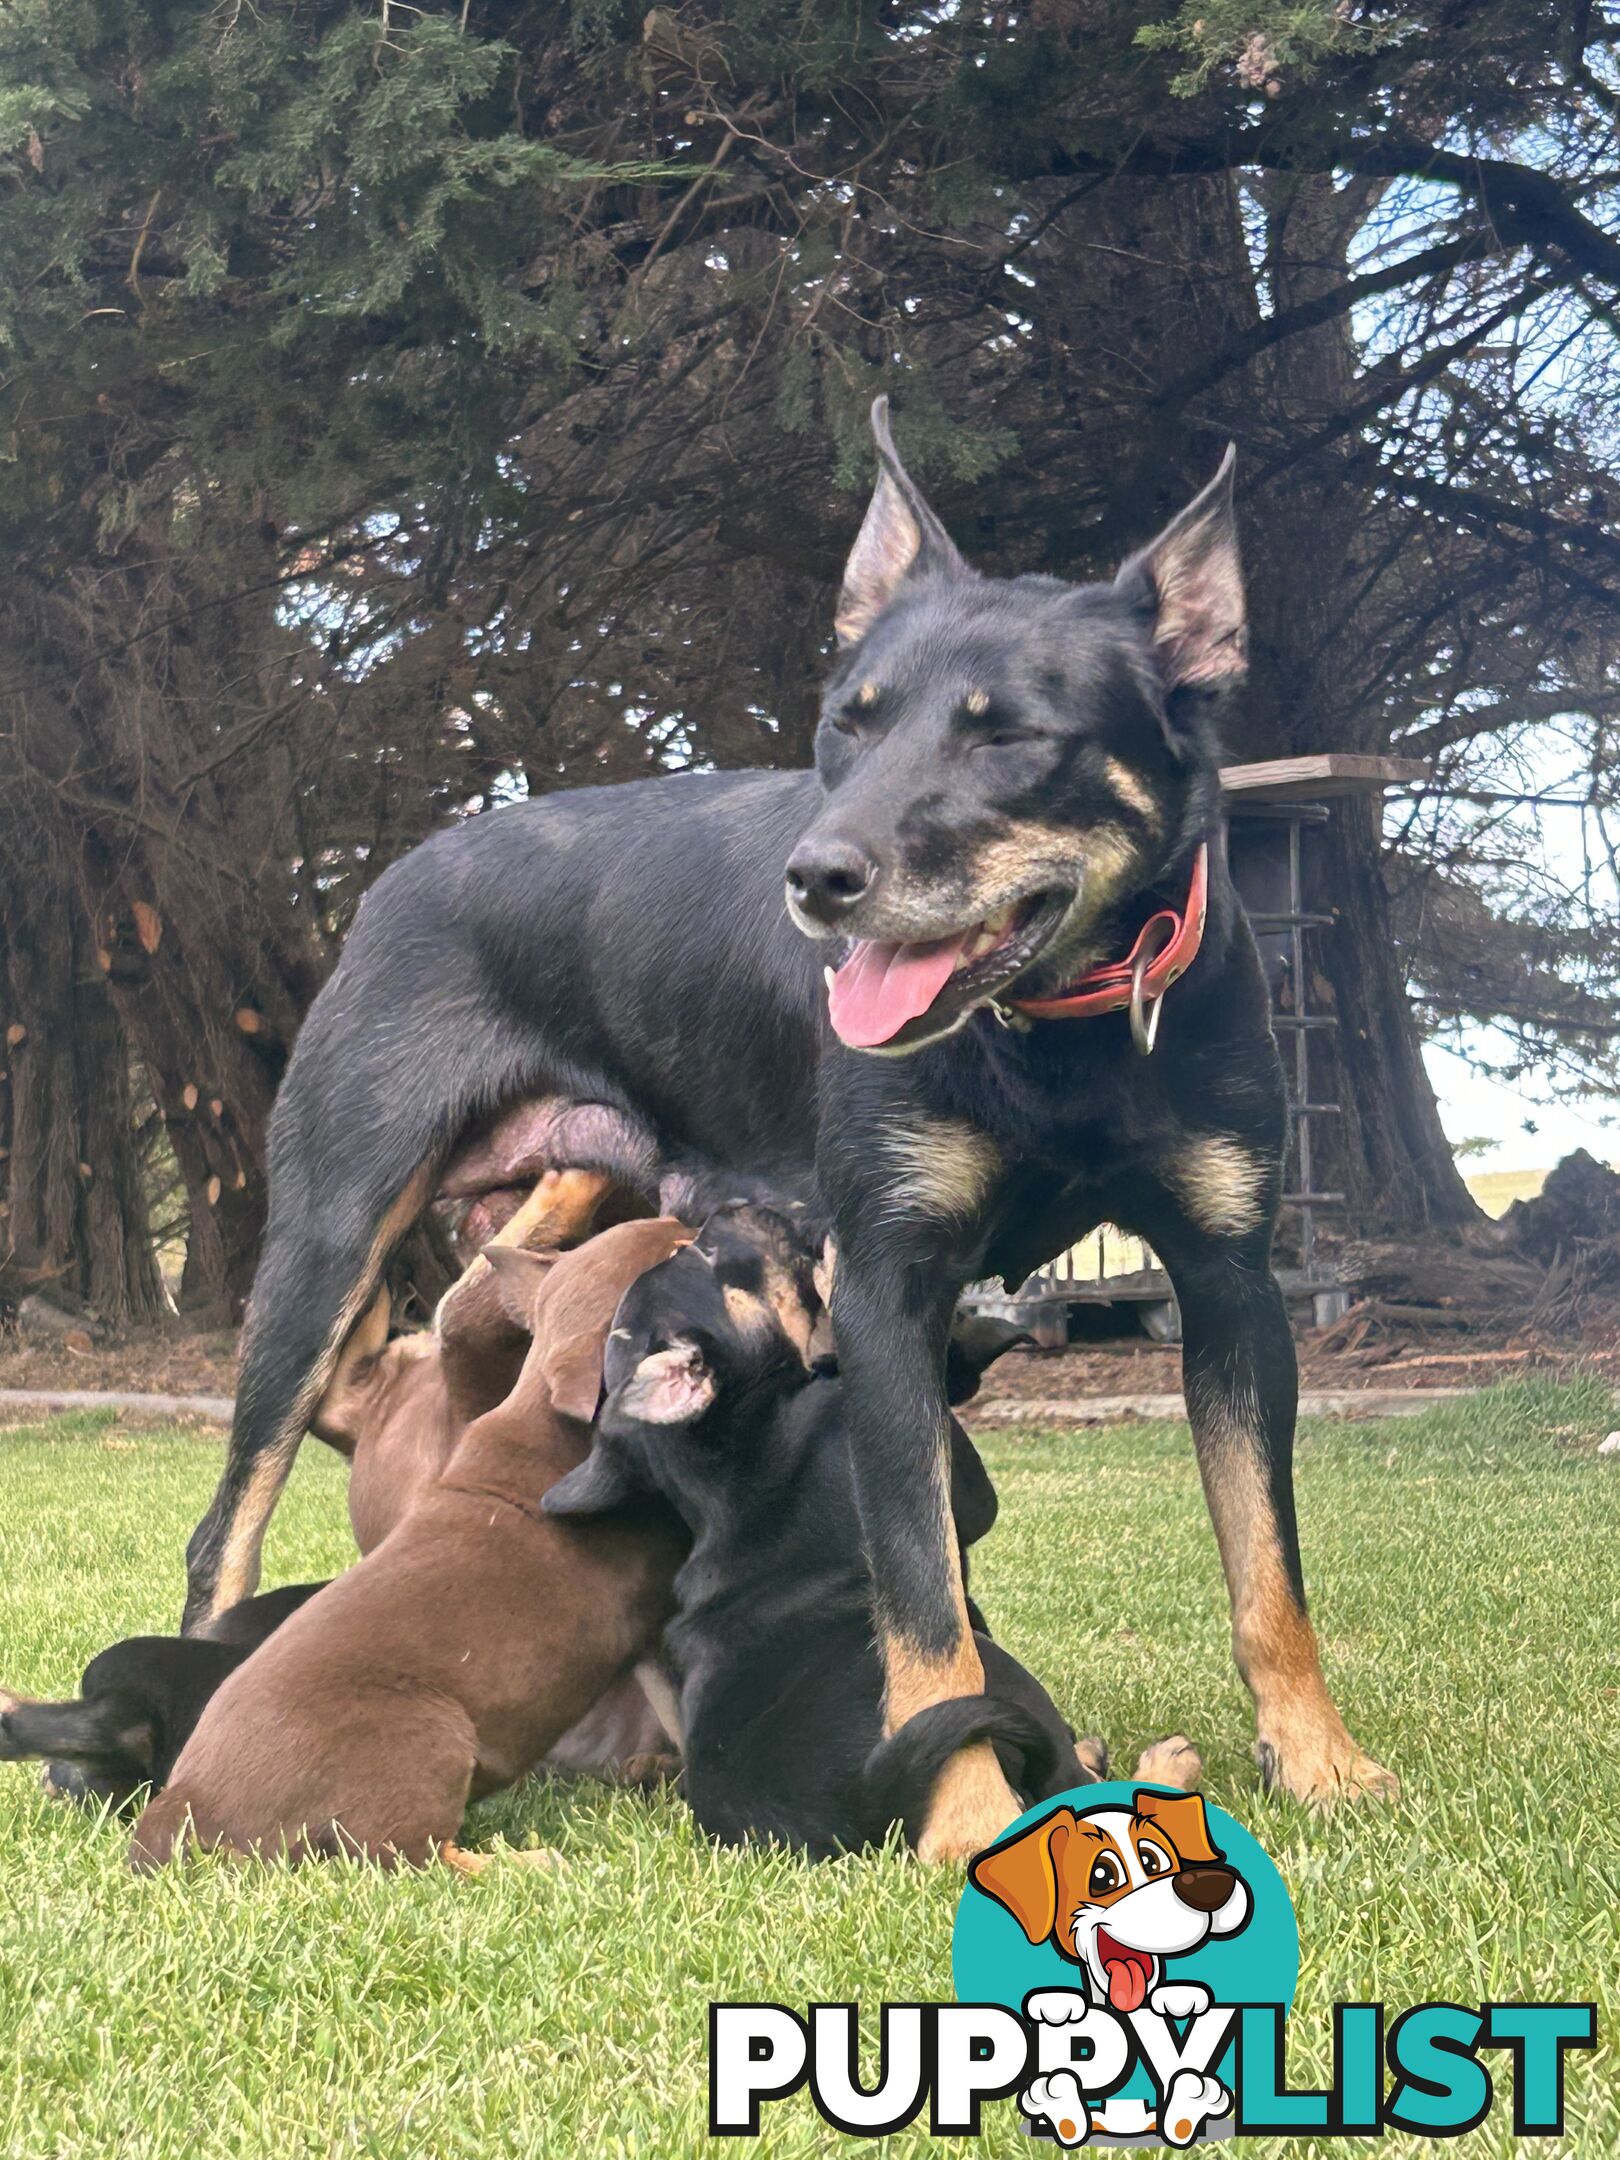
[1010,844,1209,1050]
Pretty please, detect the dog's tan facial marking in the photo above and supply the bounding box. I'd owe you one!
[856,679,879,707]
[878,1118,998,1224]
[964,688,990,717]
[1163,1136,1267,1241]
[1101,757,1162,831]
[965,821,1092,902]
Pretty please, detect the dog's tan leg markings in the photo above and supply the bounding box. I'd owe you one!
[1161,1137,1268,1242]
[492,1166,614,1250]
[309,1287,391,1450]
[877,1119,999,1225]
[1133,1735,1202,1790]
[884,1448,1019,1864]
[212,1160,438,1616]
[438,1166,617,1341]
[1192,1388,1397,1808]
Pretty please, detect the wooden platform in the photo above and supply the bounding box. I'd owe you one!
[1220,753,1428,801]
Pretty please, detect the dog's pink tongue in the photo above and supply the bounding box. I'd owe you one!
[1105,1956,1148,2015]
[827,932,971,1049]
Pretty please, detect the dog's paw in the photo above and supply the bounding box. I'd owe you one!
[1074,1733,1110,1782]
[1149,1981,1213,2020]
[1133,1734,1202,1790]
[1255,1727,1399,1810]
[1022,2072,1091,2147]
[915,1747,1020,1864]
[1160,2069,1230,2147]
[1024,1989,1091,2028]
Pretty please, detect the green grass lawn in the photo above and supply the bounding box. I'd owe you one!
[0,1380,1614,2157]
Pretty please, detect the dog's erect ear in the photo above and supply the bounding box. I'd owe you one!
[968,1808,1075,1945]
[309,1288,391,1450]
[1134,1788,1222,1866]
[946,1315,1033,1406]
[835,396,967,647]
[1114,446,1245,698]
[542,1443,646,1519]
[607,1339,717,1427]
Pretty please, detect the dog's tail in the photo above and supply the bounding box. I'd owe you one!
[0,1695,148,1775]
[862,1695,1071,1851]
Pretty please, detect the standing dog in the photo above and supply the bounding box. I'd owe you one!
[183,403,1392,1855]
[544,1203,1088,1855]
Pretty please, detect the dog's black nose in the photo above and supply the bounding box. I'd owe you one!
[1172,1865,1236,1912]
[785,840,876,924]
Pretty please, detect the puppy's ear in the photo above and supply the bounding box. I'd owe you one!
[1114,446,1245,704]
[946,1316,1033,1406]
[542,1444,645,1519]
[538,1326,614,1425]
[482,1245,558,1331]
[309,1289,391,1451]
[607,1339,716,1427]
[835,396,967,647]
[1133,1788,1222,1866]
[968,1808,1075,1945]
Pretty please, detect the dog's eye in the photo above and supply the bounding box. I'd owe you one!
[1138,1841,1171,1878]
[972,728,1038,752]
[1088,1854,1123,1898]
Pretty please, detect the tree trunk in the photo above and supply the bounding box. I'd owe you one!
[1308,798,1482,1232]
[0,850,165,1323]
[81,834,288,1325]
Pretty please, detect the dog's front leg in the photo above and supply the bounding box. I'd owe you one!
[826,1122,1021,1863]
[1167,1240,1398,1808]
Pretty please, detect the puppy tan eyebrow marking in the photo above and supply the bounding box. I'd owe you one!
[856,679,879,707]
[964,688,990,716]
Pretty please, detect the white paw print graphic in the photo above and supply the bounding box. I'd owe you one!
[1022,2070,1091,2147]
[1160,2068,1231,2148]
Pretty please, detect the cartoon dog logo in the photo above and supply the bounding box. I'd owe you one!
[969,1790,1252,2146]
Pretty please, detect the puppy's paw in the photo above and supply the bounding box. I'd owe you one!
[1024,1989,1092,2028]
[1149,1981,1212,2020]
[1161,2068,1230,2147]
[1255,1726,1399,1809]
[1022,2071,1091,2147]
[1074,1733,1110,1782]
[1133,1734,1202,1790]
[617,1750,681,1789]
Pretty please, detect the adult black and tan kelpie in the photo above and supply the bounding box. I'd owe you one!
[183,401,1395,1857]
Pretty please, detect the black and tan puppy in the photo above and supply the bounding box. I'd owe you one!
[186,401,1392,1856]
[0,1583,324,1807]
[544,1205,1089,1858]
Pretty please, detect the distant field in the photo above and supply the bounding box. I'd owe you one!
[0,1381,1614,2156]
[1464,1166,1551,1217]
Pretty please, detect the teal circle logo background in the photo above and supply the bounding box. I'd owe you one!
[952,1783,1299,2105]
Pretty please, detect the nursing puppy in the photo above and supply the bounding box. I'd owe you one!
[317,1166,624,1551]
[129,1218,690,1870]
[544,1204,1089,1858]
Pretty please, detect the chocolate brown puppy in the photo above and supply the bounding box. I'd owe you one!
[130,1217,690,1870]
[316,1167,628,1552]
